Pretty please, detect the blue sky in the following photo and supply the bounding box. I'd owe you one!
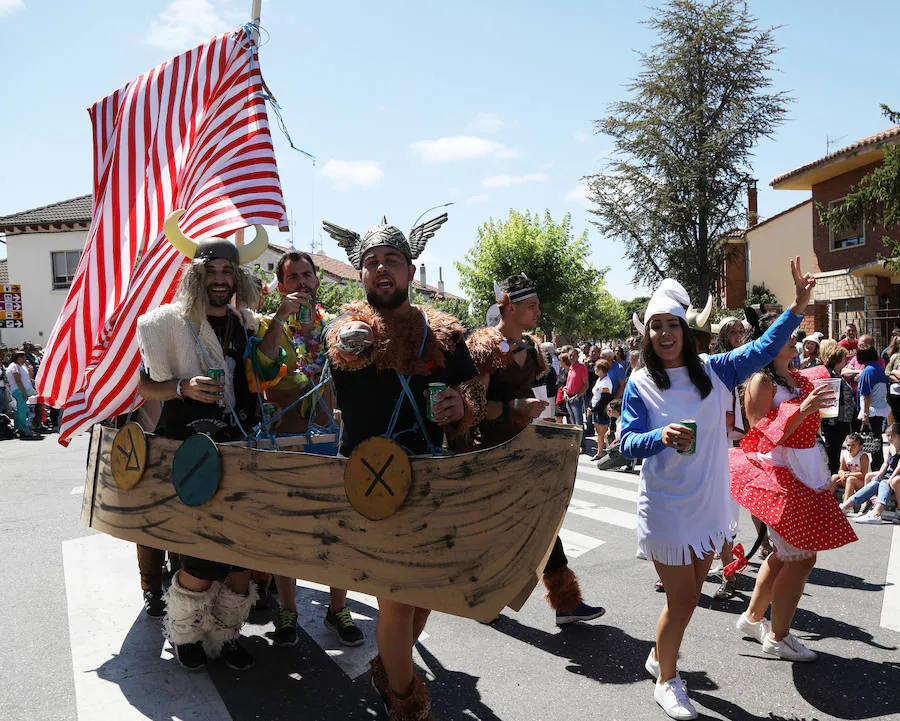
[0,0,896,299]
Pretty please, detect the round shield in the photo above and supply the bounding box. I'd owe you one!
[344,436,412,521]
[172,434,221,507]
[110,422,148,490]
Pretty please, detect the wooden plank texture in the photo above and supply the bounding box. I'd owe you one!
[83,422,580,621]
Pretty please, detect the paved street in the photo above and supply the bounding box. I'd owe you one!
[2,433,899,721]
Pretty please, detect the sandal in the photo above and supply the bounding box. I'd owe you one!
[654,579,665,593]
[713,576,737,600]
[759,542,773,560]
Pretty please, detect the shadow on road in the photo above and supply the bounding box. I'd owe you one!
[488,613,655,685]
[792,654,900,719]
[805,566,888,593]
[417,642,503,721]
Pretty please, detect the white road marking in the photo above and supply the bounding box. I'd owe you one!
[567,500,639,530]
[574,478,639,503]
[71,485,85,495]
[881,526,900,632]
[577,464,640,485]
[557,528,606,558]
[63,534,232,721]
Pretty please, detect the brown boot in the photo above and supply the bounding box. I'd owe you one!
[369,655,390,712]
[542,565,582,612]
[389,675,435,721]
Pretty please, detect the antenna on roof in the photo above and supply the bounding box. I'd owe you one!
[826,135,847,154]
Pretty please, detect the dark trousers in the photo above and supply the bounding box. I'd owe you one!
[137,544,166,592]
[889,394,900,424]
[821,421,851,475]
[866,415,886,470]
[543,536,569,574]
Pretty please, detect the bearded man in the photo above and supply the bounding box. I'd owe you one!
[458,274,605,626]
[253,250,364,649]
[322,214,485,721]
[136,215,280,672]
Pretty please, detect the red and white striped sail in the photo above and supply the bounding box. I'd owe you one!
[38,29,286,445]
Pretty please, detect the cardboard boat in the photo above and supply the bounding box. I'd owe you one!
[81,422,581,621]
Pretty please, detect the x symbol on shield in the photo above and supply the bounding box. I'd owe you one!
[362,455,395,497]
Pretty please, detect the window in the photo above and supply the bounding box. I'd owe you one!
[51,250,82,289]
[828,198,865,250]
[267,262,275,271]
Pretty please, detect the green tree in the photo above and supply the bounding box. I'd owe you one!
[746,282,777,307]
[820,104,900,271]
[620,296,651,335]
[455,210,625,338]
[586,0,790,302]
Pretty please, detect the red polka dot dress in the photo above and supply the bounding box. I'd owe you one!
[730,366,857,553]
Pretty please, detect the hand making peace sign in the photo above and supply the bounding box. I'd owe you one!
[789,256,816,316]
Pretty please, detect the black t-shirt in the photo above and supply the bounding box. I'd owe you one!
[155,312,257,441]
[331,339,478,456]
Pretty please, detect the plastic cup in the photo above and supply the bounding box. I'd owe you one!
[813,377,841,419]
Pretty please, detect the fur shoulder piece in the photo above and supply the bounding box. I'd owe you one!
[466,328,548,377]
[326,301,465,375]
[137,301,187,330]
[466,327,515,374]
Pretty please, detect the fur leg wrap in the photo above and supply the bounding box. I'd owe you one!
[389,675,434,721]
[205,583,258,658]
[370,654,389,694]
[162,576,220,647]
[542,566,583,612]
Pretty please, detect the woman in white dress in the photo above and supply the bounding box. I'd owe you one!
[620,259,814,720]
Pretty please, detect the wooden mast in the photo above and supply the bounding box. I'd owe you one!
[235,0,262,248]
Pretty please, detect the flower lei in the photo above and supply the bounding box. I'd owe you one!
[285,305,328,386]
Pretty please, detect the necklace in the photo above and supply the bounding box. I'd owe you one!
[284,305,328,385]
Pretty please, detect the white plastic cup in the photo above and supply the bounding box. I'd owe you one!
[813,377,841,419]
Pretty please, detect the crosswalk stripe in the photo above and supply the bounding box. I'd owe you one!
[567,499,639,530]
[574,478,639,503]
[577,464,640,485]
[558,528,606,558]
[63,534,232,721]
[881,526,900,632]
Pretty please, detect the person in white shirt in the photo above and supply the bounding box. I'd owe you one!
[590,359,614,460]
[831,432,870,503]
[6,351,37,438]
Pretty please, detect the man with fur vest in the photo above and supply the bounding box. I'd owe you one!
[322,213,486,721]
[136,213,282,672]
[459,273,606,626]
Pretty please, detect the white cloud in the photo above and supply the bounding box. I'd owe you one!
[467,194,490,205]
[144,0,232,51]
[410,136,518,164]
[318,160,384,189]
[466,112,505,134]
[566,182,591,208]
[0,0,24,17]
[482,173,548,189]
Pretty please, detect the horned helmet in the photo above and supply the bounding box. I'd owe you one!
[163,209,268,266]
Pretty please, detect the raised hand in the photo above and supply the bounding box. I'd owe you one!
[789,256,816,316]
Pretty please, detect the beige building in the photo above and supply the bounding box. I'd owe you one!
[746,199,815,306]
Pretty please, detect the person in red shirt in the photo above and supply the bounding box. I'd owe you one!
[838,323,859,358]
[564,350,590,437]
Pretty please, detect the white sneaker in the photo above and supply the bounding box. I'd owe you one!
[636,548,648,560]
[654,675,697,720]
[762,633,817,662]
[645,649,660,679]
[735,611,770,643]
[839,501,853,515]
[855,510,884,524]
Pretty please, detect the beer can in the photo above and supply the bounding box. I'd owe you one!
[262,402,278,418]
[677,419,697,456]
[207,368,224,398]
[426,382,448,422]
[297,302,312,323]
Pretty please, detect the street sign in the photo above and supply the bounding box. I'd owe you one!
[0,282,23,328]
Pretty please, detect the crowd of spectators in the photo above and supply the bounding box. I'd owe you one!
[0,341,56,440]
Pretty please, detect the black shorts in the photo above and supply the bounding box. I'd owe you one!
[181,555,245,582]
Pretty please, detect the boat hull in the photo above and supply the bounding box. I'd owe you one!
[82,422,581,621]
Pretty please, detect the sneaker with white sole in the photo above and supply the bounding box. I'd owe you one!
[735,612,770,643]
[654,674,697,720]
[855,510,884,524]
[762,633,817,662]
[636,549,648,560]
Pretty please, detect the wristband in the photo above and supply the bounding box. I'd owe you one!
[175,378,185,399]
